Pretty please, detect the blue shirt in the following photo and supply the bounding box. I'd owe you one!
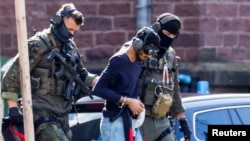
[92,50,141,117]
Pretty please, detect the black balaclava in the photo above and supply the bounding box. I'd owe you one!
[157,20,180,58]
[51,22,73,45]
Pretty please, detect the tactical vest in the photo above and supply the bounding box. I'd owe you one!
[139,47,178,118]
[29,28,81,99]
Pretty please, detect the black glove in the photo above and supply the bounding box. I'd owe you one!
[179,118,191,141]
[8,107,23,124]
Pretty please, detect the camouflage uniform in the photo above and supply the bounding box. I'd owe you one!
[1,28,97,141]
[139,47,185,141]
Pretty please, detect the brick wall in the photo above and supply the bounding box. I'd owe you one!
[1,0,250,63]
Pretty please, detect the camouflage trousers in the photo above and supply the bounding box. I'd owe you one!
[34,111,72,141]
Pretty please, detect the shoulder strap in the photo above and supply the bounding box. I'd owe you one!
[37,28,59,51]
[47,32,60,51]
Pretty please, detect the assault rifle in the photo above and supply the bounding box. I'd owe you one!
[47,50,93,100]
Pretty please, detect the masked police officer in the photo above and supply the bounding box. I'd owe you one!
[1,3,99,141]
[139,13,192,141]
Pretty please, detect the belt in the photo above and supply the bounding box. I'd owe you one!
[34,114,58,127]
[145,108,153,117]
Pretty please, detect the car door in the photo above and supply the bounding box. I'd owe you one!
[191,105,250,141]
[194,108,233,141]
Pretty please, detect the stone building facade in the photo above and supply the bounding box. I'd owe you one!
[1,0,250,92]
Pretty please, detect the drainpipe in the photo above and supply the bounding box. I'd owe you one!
[136,0,151,31]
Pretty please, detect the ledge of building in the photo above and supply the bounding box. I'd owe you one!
[179,62,250,86]
[84,61,250,92]
[179,62,250,93]
[84,61,250,86]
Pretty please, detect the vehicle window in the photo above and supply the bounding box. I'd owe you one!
[228,109,242,124]
[194,109,231,140]
[234,107,250,124]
